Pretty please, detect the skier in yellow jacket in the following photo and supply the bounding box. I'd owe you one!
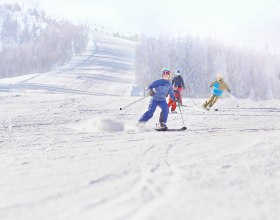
[202,75,230,110]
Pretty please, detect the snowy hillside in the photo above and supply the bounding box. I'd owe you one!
[0,32,280,220]
[0,1,88,78]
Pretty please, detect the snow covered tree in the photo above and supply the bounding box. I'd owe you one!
[0,3,89,78]
[134,34,280,100]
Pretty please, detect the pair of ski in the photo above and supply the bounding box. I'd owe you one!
[155,127,187,132]
[155,123,187,132]
[194,106,219,112]
[204,108,219,111]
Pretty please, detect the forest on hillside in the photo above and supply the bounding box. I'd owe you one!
[135,35,280,100]
[0,3,89,78]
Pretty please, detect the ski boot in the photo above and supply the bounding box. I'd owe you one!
[202,102,208,110]
[155,122,168,131]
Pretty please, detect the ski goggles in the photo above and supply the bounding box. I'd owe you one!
[162,70,171,75]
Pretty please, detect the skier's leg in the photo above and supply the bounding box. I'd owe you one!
[158,100,169,124]
[202,100,208,109]
[171,101,176,111]
[208,94,216,105]
[138,99,158,123]
[209,95,219,108]
[167,99,173,107]
[203,94,214,108]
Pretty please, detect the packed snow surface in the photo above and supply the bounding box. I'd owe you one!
[0,32,280,220]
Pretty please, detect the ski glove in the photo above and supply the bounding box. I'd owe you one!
[147,90,155,96]
[227,89,231,93]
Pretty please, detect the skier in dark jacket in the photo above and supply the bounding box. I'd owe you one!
[172,70,185,104]
[138,69,175,130]
[168,85,181,113]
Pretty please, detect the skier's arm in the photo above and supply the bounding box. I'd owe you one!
[147,80,159,96]
[148,80,159,91]
[147,90,155,96]
[209,81,216,87]
[227,87,231,93]
[180,76,185,89]
[224,82,230,92]
[168,86,175,101]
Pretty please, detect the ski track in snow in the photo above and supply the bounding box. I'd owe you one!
[0,32,280,220]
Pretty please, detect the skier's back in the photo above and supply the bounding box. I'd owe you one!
[172,70,185,104]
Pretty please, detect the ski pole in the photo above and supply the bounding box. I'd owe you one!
[177,103,187,129]
[227,92,239,107]
[189,97,197,107]
[119,96,146,110]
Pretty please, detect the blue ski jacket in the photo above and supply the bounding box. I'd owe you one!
[148,79,175,101]
[210,80,230,97]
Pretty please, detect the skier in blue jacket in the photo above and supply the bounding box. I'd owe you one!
[138,69,175,130]
[202,74,230,110]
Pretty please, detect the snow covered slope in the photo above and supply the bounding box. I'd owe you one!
[0,32,135,96]
[0,32,280,220]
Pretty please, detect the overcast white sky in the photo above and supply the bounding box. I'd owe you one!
[3,0,280,51]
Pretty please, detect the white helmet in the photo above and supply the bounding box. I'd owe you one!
[216,74,223,81]
[175,70,181,75]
